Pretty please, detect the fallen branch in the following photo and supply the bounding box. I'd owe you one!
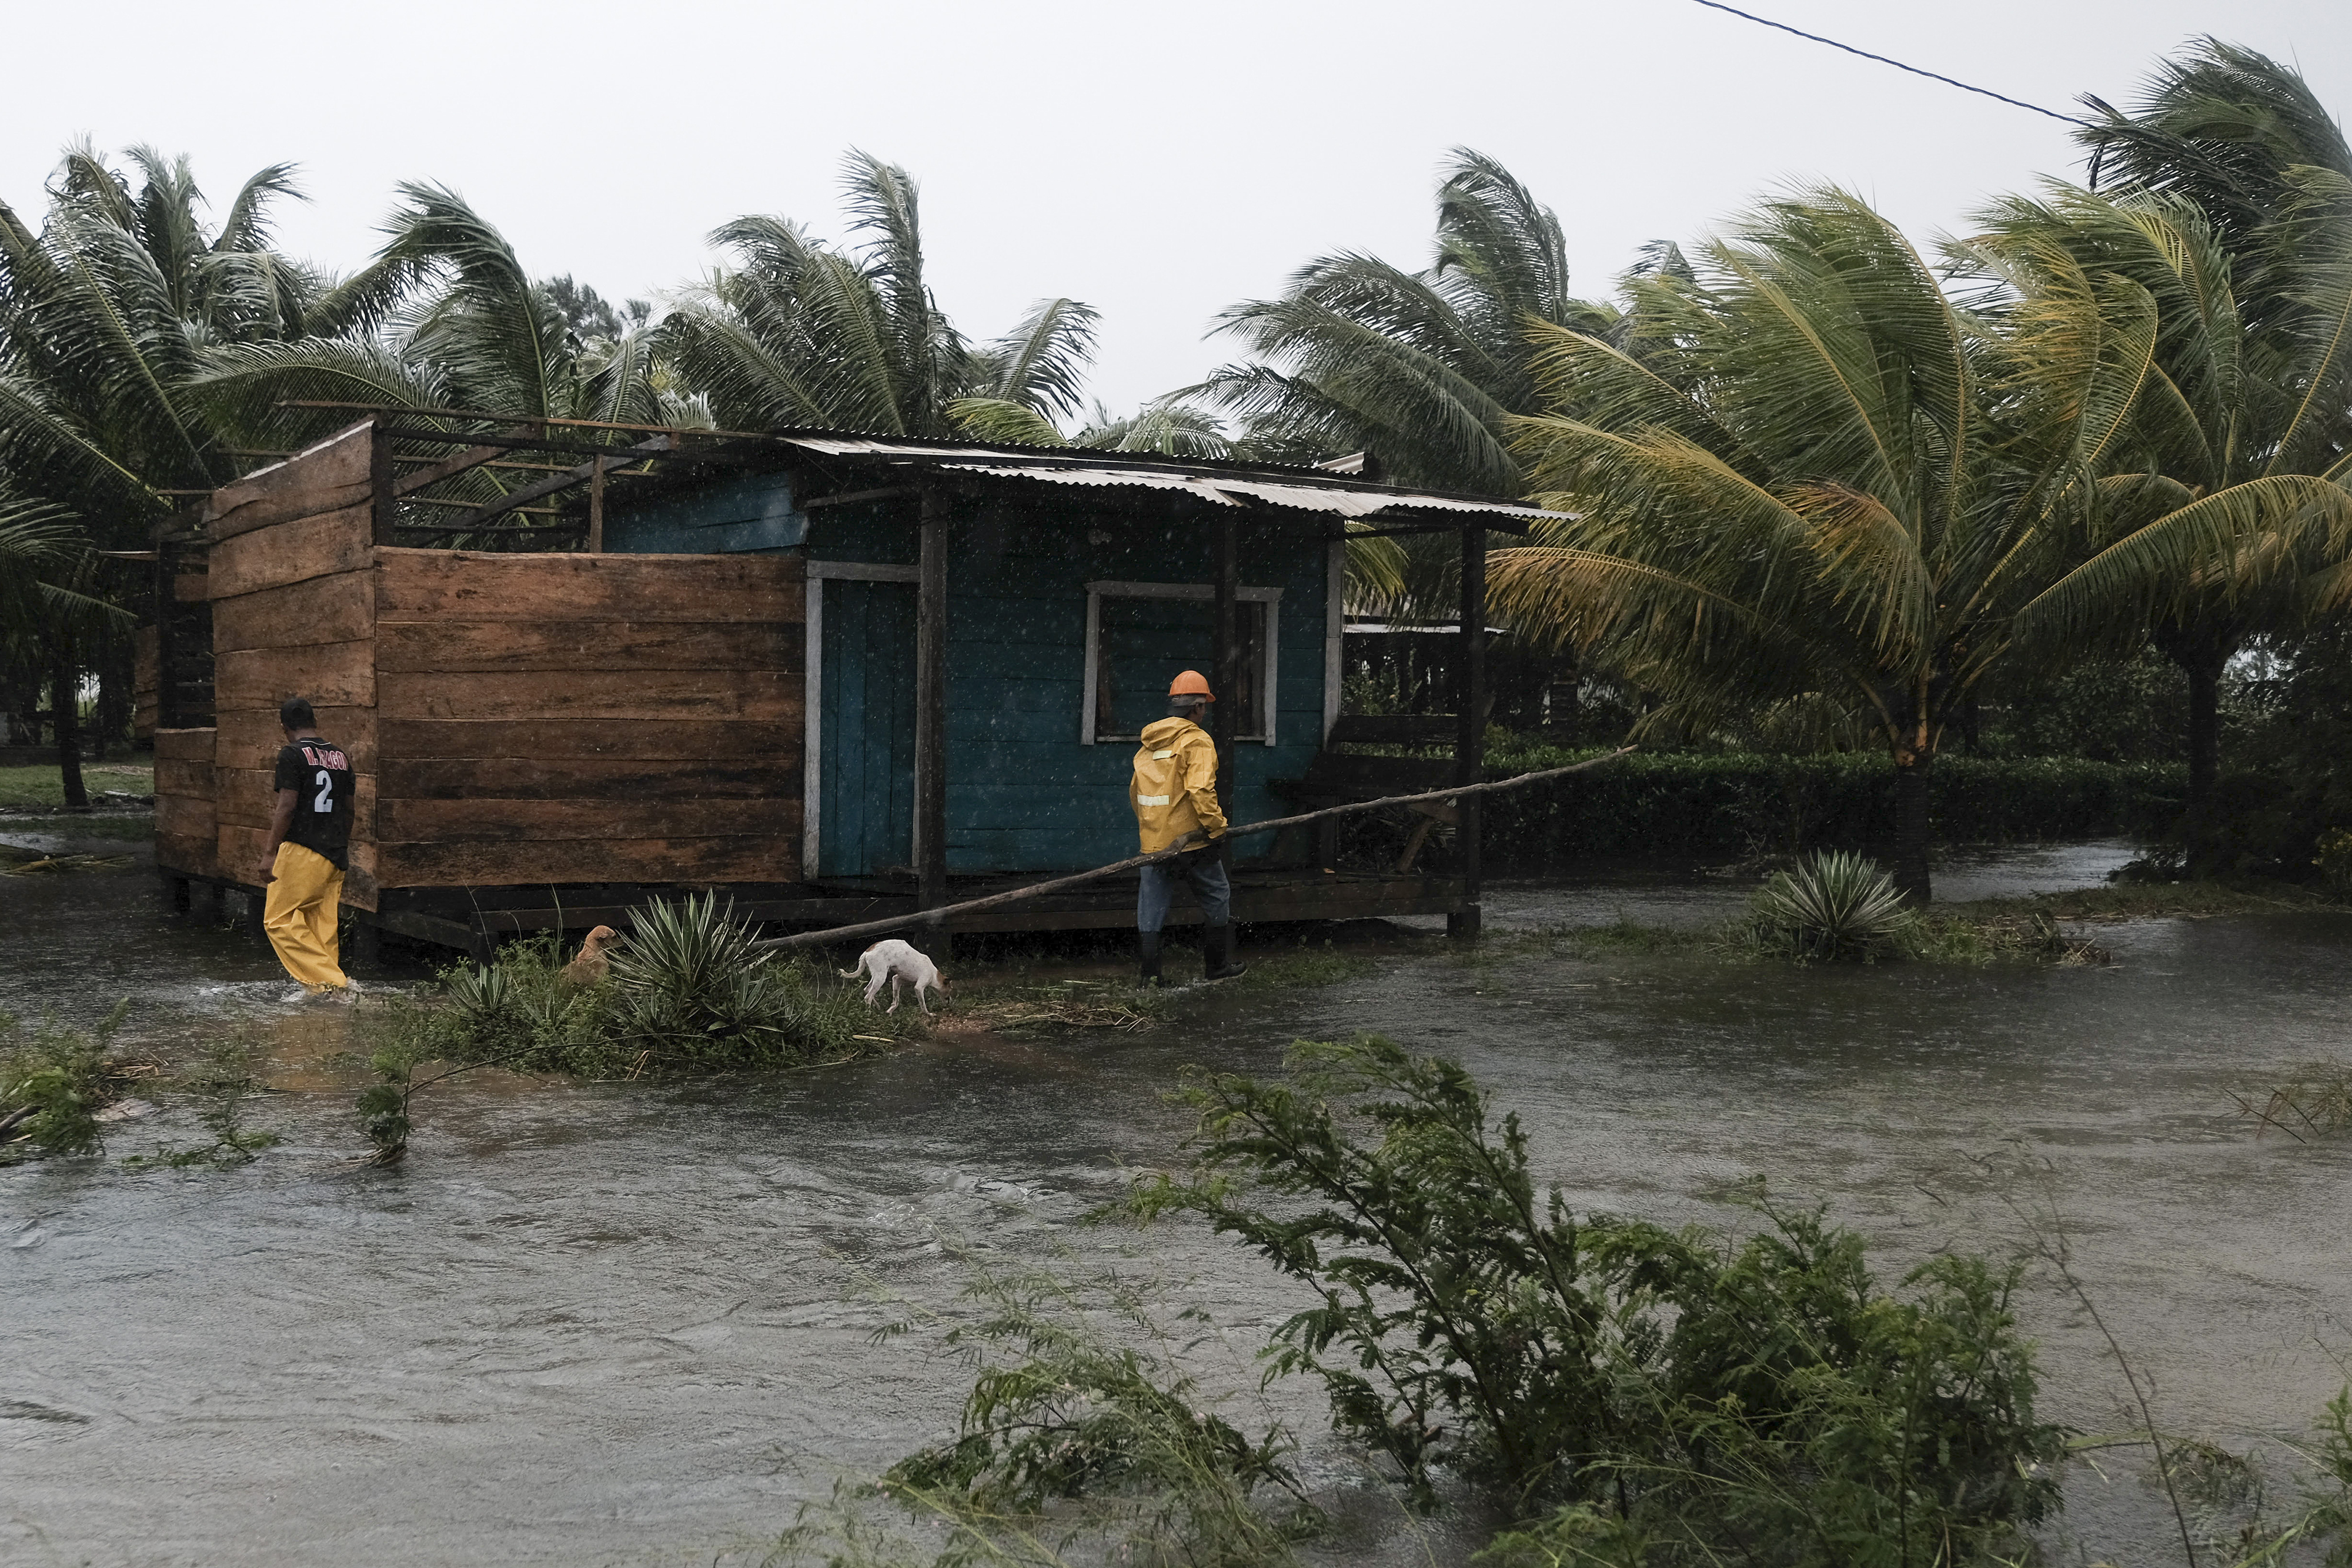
[757,747,1636,951]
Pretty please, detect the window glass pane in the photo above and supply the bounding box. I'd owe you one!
[1093,596,1264,740]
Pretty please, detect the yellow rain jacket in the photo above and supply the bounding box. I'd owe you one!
[1130,717,1228,853]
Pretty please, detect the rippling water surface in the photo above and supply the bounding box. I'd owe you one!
[4,835,2346,1566]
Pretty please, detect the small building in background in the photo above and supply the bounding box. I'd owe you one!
[144,417,1547,955]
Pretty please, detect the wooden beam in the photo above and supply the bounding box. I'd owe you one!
[587,456,608,553]
[914,487,950,912]
[803,484,919,510]
[1211,507,1238,803]
[370,422,397,547]
[447,433,670,530]
[1449,526,1486,940]
[393,441,516,498]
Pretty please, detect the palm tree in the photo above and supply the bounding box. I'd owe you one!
[1488,189,2174,901]
[192,180,692,451]
[0,145,331,791]
[2037,41,2352,865]
[1202,148,1619,497]
[1962,182,2352,867]
[663,152,1096,439]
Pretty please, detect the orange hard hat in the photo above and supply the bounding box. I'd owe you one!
[1168,669,1215,701]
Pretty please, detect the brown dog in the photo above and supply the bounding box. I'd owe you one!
[561,925,619,988]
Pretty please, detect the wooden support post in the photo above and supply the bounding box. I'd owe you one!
[1211,509,1238,830]
[163,873,189,913]
[586,457,607,553]
[241,887,266,944]
[348,917,381,972]
[1449,526,1486,940]
[914,487,950,916]
[369,420,396,546]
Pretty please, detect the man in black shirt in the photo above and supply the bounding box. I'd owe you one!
[258,696,356,996]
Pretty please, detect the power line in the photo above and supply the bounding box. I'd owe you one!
[1686,0,2088,125]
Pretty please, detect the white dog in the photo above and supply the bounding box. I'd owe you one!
[841,938,948,1015]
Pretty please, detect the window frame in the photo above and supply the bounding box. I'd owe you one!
[1081,580,1281,746]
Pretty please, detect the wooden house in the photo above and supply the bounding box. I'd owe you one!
[146,414,1548,956]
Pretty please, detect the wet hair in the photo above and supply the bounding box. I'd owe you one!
[279,696,316,731]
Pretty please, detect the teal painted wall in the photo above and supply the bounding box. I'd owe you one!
[803,493,1329,876]
[604,472,806,554]
[818,579,917,877]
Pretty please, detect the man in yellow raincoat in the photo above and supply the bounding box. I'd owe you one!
[1130,670,1247,985]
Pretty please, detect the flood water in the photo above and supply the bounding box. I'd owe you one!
[5,837,2348,1566]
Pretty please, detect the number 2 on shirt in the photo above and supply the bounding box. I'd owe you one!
[313,768,333,813]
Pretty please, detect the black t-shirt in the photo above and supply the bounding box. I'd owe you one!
[272,736,355,869]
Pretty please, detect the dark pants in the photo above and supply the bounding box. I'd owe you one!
[1137,854,1231,932]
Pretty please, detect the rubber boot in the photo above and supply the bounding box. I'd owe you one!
[1138,931,1164,987]
[1203,923,1247,982]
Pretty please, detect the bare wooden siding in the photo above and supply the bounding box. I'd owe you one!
[133,627,159,740]
[153,727,218,877]
[202,424,381,907]
[370,549,806,889]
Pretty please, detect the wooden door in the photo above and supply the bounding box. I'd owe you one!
[818,579,917,878]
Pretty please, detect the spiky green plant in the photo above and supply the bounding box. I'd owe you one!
[1747,851,1916,962]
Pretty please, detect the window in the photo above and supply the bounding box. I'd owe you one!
[1083,581,1281,745]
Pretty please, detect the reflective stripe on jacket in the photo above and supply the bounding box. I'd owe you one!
[1130,717,1227,853]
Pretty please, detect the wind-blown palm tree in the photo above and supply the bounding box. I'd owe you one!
[664,152,1096,440]
[192,180,691,452]
[1962,180,2352,865]
[0,145,333,791]
[1202,149,1618,497]
[1488,189,2176,901]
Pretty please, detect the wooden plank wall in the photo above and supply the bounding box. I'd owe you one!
[203,423,380,906]
[153,727,218,877]
[371,549,806,888]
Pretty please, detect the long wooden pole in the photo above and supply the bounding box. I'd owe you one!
[756,746,1633,951]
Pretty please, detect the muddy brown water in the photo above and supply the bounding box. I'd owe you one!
[4,838,2348,1566]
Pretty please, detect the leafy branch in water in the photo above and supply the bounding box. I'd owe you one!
[2226,1061,2352,1141]
[124,1028,279,1168]
[0,1001,132,1163]
[772,1265,1314,1568]
[1120,1036,2066,1561]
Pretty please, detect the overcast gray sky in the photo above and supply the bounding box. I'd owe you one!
[6,1,2347,414]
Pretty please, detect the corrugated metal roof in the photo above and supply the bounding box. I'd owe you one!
[779,434,1563,525]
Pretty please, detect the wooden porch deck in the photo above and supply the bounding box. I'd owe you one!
[315,868,1465,958]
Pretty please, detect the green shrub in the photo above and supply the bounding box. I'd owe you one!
[871,1268,1313,1568]
[2317,827,2352,894]
[1354,744,2192,870]
[381,893,902,1082]
[0,1001,130,1163]
[1125,1037,2065,1558]
[1745,851,1915,961]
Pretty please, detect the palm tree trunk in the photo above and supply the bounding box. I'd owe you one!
[1892,753,1932,903]
[49,632,87,810]
[2183,656,2223,871]
[2154,624,2233,873]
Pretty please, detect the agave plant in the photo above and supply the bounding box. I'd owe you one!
[1747,851,1916,962]
[604,892,838,1066]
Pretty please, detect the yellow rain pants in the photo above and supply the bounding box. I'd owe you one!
[263,841,348,992]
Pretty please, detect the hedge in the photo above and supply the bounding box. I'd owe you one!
[1403,745,2190,870]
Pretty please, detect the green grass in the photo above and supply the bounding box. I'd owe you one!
[1957,880,2347,922]
[0,815,155,844]
[0,763,152,808]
